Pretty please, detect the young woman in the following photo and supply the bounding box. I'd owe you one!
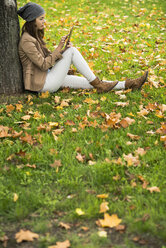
[17,2,148,93]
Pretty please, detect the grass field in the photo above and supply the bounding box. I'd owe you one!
[0,0,166,247]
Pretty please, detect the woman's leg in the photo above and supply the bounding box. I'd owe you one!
[41,47,96,92]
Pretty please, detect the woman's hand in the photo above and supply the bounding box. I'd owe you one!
[60,41,73,54]
[57,35,68,53]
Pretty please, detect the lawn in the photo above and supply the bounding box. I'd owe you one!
[0,0,166,247]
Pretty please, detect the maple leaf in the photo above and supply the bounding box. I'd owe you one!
[97,213,122,228]
[147,186,160,193]
[127,133,140,140]
[50,160,62,168]
[15,103,23,112]
[6,104,15,113]
[48,240,71,248]
[99,201,109,213]
[123,153,140,166]
[137,109,149,117]
[15,229,39,243]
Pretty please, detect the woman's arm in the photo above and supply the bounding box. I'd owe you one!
[21,38,63,71]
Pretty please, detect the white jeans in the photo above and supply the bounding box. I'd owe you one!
[40,47,125,92]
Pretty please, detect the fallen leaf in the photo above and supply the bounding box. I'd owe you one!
[76,153,85,163]
[13,193,18,202]
[114,102,129,107]
[115,224,126,231]
[6,104,15,113]
[97,230,107,237]
[147,186,160,193]
[99,201,109,213]
[48,240,70,248]
[15,229,39,243]
[98,213,122,228]
[127,133,140,140]
[135,147,146,156]
[39,91,50,98]
[65,120,75,126]
[50,160,62,168]
[21,115,31,121]
[120,117,135,128]
[75,208,85,216]
[97,194,109,199]
[123,153,140,166]
[59,222,71,230]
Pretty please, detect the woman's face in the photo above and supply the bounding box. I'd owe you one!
[35,14,46,30]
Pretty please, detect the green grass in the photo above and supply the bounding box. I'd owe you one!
[0,0,166,247]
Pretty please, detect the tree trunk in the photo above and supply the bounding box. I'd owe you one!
[0,0,23,94]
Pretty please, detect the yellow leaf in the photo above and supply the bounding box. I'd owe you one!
[14,193,18,202]
[97,194,109,199]
[99,202,109,213]
[97,230,107,237]
[98,213,122,228]
[39,91,50,98]
[75,208,85,215]
[16,104,23,112]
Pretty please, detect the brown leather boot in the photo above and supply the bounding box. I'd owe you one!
[125,71,148,90]
[90,77,118,93]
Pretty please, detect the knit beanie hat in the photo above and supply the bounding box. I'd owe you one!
[17,2,45,22]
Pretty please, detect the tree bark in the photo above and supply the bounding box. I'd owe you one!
[0,0,23,94]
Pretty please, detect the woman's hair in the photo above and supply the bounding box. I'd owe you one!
[21,20,45,45]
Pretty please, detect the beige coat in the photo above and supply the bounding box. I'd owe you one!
[18,32,62,91]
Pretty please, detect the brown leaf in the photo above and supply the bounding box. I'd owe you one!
[97,213,122,228]
[59,222,71,230]
[6,104,15,113]
[48,240,70,248]
[65,120,75,126]
[115,224,126,231]
[0,125,10,138]
[120,117,135,128]
[76,153,84,162]
[54,96,61,103]
[20,132,34,145]
[127,133,140,140]
[147,186,160,193]
[50,160,62,168]
[15,229,39,243]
